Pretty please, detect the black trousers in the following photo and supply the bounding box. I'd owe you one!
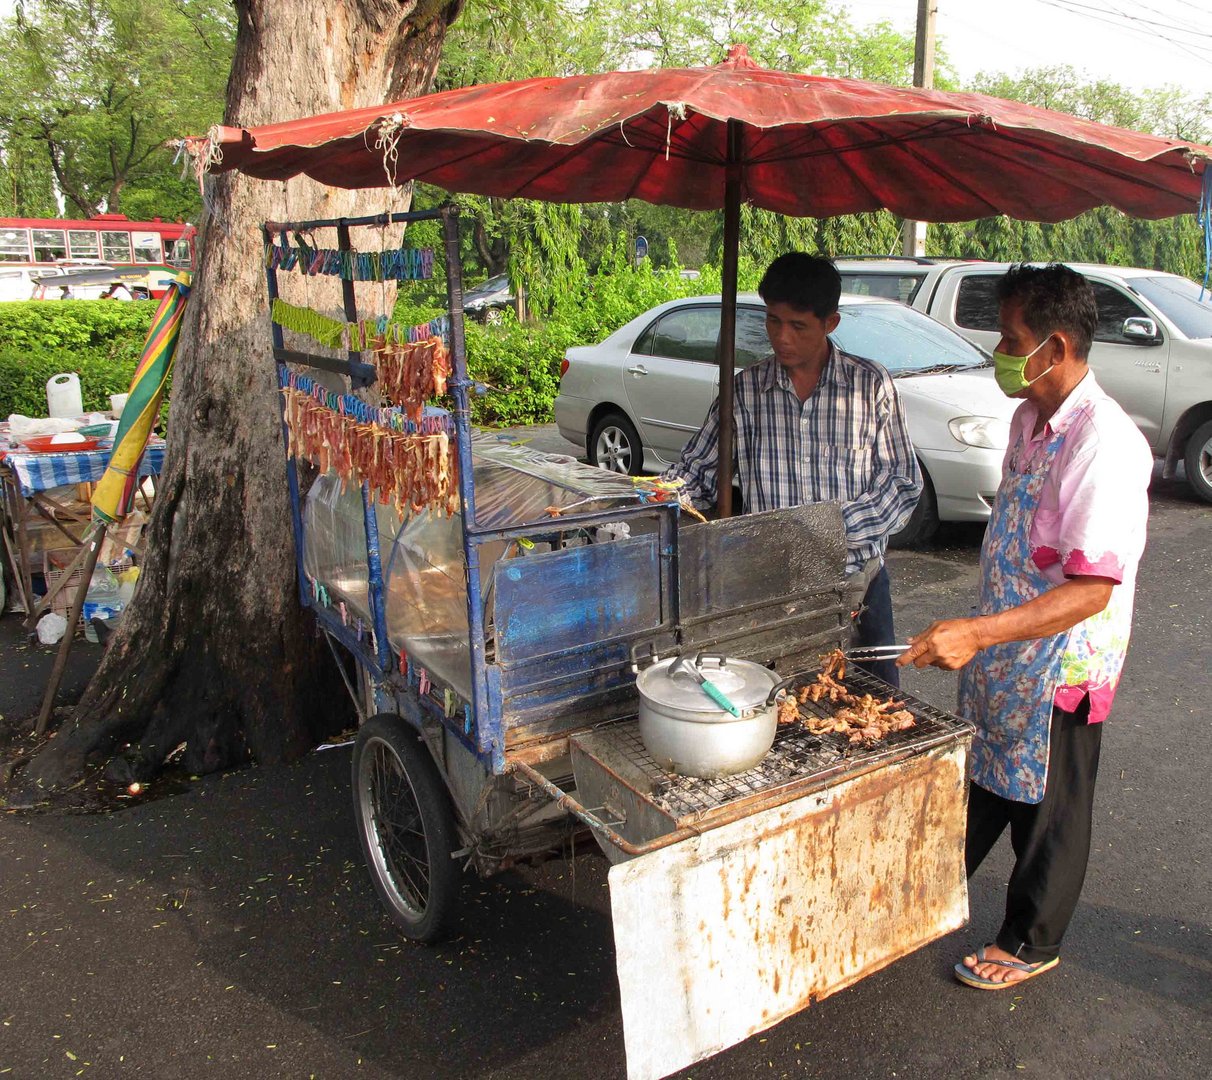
[965,700,1103,963]
[853,564,899,688]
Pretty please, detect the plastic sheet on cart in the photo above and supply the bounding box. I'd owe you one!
[302,432,642,698]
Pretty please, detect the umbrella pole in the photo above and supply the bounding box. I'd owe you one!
[716,119,742,519]
[35,522,106,738]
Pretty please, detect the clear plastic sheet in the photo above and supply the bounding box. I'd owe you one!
[302,431,642,698]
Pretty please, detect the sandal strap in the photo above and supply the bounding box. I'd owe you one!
[974,944,1046,972]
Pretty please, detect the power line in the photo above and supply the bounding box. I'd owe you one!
[1036,0,1212,64]
[1048,0,1212,40]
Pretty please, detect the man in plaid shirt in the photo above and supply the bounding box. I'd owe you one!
[664,253,922,685]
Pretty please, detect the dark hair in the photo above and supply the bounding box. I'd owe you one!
[758,253,841,318]
[996,264,1097,359]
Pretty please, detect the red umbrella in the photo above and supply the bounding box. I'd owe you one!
[188,44,1212,511]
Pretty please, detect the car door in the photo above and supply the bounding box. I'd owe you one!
[623,304,724,461]
[1083,278,1169,450]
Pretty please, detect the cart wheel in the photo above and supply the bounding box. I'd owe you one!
[352,714,462,942]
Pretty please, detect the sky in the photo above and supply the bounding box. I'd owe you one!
[844,0,1212,95]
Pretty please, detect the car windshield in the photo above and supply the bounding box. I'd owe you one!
[468,274,509,296]
[833,302,989,374]
[1132,275,1212,340]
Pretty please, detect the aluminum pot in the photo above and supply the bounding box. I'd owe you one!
[634,653,783,778]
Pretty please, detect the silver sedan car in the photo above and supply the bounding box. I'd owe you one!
[553,293,1017,544]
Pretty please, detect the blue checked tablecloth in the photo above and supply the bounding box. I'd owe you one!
[3,444,166,496]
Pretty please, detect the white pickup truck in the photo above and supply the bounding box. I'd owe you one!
[835,258,1212,504]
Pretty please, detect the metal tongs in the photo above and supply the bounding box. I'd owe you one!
[844,644,911,660]
[668,652,742,717]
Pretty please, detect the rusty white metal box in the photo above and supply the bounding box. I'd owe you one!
[566,675,972,1080]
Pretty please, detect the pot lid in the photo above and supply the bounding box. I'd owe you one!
[637,655,779,714]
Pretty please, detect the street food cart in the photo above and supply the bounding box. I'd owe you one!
[264,206,973,1080]
[190,43,1212,1073]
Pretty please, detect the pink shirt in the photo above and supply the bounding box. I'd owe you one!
[1004,371,1151,720]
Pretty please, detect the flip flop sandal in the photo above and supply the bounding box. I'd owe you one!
[954,945,1060,990]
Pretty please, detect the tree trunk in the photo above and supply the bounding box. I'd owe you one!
[17,0,463,793]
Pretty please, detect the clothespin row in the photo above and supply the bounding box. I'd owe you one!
[269,299,450,354]
[265,237,433,281]
[280,369,455,436]
[306,572,332,609]
[407,315,450,343]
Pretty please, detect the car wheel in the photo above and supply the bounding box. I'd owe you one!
[1184,419,1212,504]
[888,467,939,548]
[352,714,462,942]
[589,412,645,475]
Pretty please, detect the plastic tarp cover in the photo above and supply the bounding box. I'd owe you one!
[302,432,641,698]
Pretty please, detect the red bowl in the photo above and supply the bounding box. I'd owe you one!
[19,434,103,454]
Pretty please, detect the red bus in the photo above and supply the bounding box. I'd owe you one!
[0,213,196,301]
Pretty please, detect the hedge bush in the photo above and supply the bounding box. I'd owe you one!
[0,254,738,427]
[0,301,157,419]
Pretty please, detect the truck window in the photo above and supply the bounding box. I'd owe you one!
[1091,282,1153,344]
[839,273,925,303]
[954,276,1000,332]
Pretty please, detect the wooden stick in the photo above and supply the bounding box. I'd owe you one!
[22,538,93,630]
[35,522,105,738]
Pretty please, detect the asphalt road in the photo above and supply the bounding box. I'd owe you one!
[1,432,1208,1079]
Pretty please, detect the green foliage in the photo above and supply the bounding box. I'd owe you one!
[0,299,155,352]
[0,300,165,419]
[0,346,148,418]
[0,0,235,218]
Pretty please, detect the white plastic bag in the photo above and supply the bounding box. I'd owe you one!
[36,611,68,645]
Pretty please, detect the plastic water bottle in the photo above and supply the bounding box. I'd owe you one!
[82,567,124,644]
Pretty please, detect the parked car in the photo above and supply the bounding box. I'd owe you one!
[554,293,1016,545]
[462,273,514,321]
[835,258,1212,503]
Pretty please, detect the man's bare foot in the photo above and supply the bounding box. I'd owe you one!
[954,944,1059,990]
[963,943,1029,983]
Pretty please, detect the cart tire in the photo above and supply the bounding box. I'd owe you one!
[351,714,461,942]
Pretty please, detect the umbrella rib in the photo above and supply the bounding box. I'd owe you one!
[849,119,1002,218]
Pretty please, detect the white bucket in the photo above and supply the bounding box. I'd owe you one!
[110,393,130,418]
[46,373,83,419]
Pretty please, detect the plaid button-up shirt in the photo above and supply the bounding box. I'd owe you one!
[664,344,922,574]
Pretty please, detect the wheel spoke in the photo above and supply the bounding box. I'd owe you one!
[361,738,433,915]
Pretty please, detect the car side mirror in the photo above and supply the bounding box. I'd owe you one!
[1122,317,1160,344]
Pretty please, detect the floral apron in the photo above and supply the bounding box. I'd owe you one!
[958,416,1093,804]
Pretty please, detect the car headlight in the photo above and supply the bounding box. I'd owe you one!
[948,416,1011,449]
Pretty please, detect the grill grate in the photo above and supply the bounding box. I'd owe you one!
[606,667,971,822]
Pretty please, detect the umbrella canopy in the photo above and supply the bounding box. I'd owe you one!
[185,45,1212,514]
[92,269,191,525]
[189,45,1211,222]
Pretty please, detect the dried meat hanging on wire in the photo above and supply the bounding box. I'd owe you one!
[280,379,460,517]
[373,335,452,423]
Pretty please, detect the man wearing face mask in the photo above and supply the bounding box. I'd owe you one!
[898,264,1151,990]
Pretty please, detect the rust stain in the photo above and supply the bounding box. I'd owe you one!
[773,970,782,994]
[742,860,759,896]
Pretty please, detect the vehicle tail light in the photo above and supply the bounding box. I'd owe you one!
[560,358,570,377]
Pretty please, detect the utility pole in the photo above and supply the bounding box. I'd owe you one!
[901,0,937,257]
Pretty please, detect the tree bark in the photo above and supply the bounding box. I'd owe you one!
[17,0,463,793]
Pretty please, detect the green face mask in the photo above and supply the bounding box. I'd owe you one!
[992,335,1054,396]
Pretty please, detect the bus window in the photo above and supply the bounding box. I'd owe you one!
[101,231,133,262]
[168,236,192,267]
[131,231,162,262]
[0,227,30,262]
[68,230,101,259]
[32,229,66,262]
